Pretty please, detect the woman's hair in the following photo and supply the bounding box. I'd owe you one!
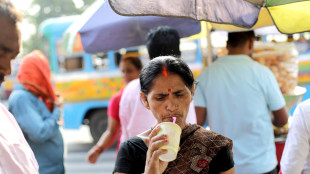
[140,56,194,95]
[121,57,143,71]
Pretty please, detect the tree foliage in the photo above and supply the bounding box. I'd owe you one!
[22,0,93,55]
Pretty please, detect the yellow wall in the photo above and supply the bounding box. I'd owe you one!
[55,76,125,102]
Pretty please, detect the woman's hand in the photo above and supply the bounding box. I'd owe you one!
[55,93,63,109]
[54,93,64,125]
[86,145,103,164]
[144,126,169,174]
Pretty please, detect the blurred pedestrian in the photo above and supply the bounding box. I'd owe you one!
[87,56,142,164]
[0,0,39,173]
[194,31,289,174]
[9,50,65,174]
[119,26,197,144]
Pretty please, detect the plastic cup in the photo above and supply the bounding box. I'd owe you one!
[157,122,182,162]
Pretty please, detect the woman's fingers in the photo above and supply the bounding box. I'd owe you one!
[145,126,170,174]
[147,131,169,162]
[151,148,168,160]
[146,148,168,165]
[86,149,99,164]
[149,126,168,145]
[148,126,168,151]
[149,125,161,140]
[87,154,95,163]
[88,155,98,164]
[150,133,168,145]
[149,136,168,153]
[147,138,168,159]
[145,148,169,174]
[88,157,95,163]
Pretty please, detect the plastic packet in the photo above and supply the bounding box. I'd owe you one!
[252,42,299,95]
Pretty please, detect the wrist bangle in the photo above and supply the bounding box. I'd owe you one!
[94,145,104,153]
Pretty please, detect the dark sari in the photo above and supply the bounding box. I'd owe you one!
[113,124,234,174]
[164,124,233,174]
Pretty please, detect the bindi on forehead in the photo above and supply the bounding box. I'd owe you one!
[163,67,170,93]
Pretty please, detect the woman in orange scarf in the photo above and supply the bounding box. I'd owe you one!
[8,50,65,174]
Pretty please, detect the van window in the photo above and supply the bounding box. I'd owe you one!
[58,55,84,72]
[92,53,109,71]
[64,57,83,71]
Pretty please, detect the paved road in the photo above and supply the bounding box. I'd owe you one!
[63,126,116,174]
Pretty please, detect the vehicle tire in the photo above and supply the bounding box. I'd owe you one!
[89,109,108,143]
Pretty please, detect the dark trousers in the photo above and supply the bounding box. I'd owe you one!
[263,167,278,174]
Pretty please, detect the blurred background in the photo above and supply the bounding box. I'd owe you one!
[3,1,310,173]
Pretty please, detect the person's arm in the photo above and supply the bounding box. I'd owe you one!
[272,107,289,127]
[113,140,133,174]
[195,106,207,126]
[209,145,235,174]
[87,116,120,163]
[220,168,236,174]
[281,102,310,174]
[144,126,169,174]
[193,79,207,126]
[9,92,60,143]
[113,138,146,174]
[0,105,39,174]
[262,68,288,127]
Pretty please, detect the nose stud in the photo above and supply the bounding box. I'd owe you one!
[175,104,179,109]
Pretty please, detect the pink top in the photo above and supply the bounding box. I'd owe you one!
[108,88,124,122]
[107,88,124,150]
[119,79,197,143]
[0,103,39,174]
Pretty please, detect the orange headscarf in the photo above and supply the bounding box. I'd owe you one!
[18,50,57,112]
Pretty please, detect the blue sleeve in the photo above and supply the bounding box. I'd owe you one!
[262,68,286,111]
[9,91,60,143]
[194,76,207,108]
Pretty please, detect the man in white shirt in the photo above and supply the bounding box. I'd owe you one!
[119,26,197,143]
[281,99,310,174]
[0,0,39,173]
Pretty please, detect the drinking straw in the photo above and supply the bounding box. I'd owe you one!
[172,117,176,123]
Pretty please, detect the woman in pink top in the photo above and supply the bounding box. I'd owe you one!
[87,56,142,163]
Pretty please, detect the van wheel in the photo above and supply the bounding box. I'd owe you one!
[89,109,108,143]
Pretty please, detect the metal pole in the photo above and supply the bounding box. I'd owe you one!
[206,22,213,66]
